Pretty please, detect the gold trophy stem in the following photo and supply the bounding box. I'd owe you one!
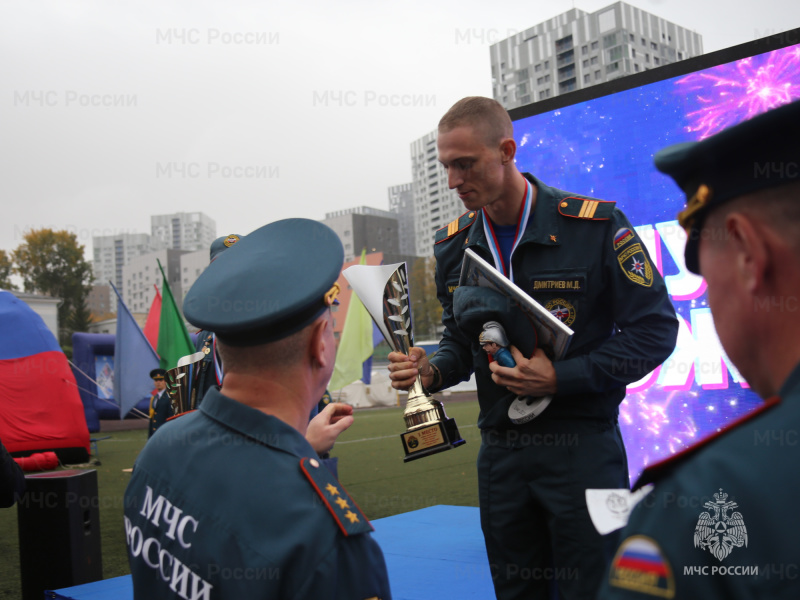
[404,377,447,431]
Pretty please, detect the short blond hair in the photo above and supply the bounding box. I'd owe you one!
[438,96,514,146]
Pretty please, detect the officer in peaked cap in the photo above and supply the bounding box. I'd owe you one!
[209,233,242,262]
[600,100,800,599]
[124,218,392,599]
[193,233,243,407]
[147,368,171,438]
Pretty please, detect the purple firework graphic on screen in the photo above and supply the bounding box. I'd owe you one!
[677,46,800,139]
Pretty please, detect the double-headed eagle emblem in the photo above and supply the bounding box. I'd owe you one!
[693,488,748,561]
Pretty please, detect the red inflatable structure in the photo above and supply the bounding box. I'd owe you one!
[0,290,90,463]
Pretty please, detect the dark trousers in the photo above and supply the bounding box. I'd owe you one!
[478,419,629,600]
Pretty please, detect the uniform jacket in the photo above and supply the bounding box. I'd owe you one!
[125,387,392,599]
[599,363,800,599]
[148,390,172,438]
[432,173,678,429]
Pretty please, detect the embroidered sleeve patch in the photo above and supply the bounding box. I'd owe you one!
[617,243,653,287]
[609,535,675,598]
[300,457,373,537]
[613,227,636,250]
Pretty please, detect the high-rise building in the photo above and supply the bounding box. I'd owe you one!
[92,232,156,311]
[322,207,403,265]
[406,2,703,257]
[490,2,703,109]
[178,249,209,308]
[151,212,216,253]
[92,233,154,292]
[409,131,468,258]
[123,249,188,314]
[388,183,418,258]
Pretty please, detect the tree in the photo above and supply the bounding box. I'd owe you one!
[12,229,93,346]
[408,256,442,341]
[68,297,93,335]
[0,250,14,290]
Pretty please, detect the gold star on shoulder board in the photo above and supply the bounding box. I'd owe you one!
[344,510,360,523]
[550,234,557,243]
[301,457,373,536]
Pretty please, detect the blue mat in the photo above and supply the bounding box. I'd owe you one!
[49,505,493,600]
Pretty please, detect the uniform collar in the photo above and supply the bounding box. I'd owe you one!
[779,361,800,399]
[199,387,316,458]
[465,173,561,253]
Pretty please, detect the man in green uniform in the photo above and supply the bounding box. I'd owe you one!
[389,96,678,599]
[124,219,392,599]
[599,99,800,599]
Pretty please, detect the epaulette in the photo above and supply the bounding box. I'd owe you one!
[300,456,373,536]
[166,409,196,422]
[557,197,616,220]
[633,396,781,490]
[435,210,478,244]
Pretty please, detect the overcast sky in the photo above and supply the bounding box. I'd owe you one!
[2,0,798,261]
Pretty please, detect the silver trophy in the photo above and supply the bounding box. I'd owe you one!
[343,262,465,462]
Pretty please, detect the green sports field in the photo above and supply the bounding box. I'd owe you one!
[0,395,481,599]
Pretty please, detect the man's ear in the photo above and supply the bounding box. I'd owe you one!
[727,213,768,294]
[308,315,331,369]
[499,137,517,164]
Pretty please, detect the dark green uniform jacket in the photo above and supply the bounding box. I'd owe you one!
[125,387,392,599]
[599,363,800,599]
[432,173,679,429]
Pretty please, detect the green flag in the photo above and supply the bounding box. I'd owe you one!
[329,249,374,391]
[156,259,194,370]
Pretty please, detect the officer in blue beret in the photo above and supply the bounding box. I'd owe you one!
[124,218,392,599]
[147,368,171,438]
[388,96,679,599]
[192,234,243,407]
[600,100,800,599]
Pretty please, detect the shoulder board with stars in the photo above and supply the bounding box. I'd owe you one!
[557,197,616,220]
[633,396,781,490]
[300,456,373,536]
[435,210,478,244]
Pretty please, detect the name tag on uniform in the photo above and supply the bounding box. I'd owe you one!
[530,277,585,292]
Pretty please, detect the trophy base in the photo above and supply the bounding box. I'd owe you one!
[400,418,466,462]
[508,395,552,424]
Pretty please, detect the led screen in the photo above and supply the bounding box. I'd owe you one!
[511,40,800,481]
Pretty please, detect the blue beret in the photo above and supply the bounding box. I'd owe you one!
[655,99,800,274]
[209,234,243,262]
[184,219,343,346]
